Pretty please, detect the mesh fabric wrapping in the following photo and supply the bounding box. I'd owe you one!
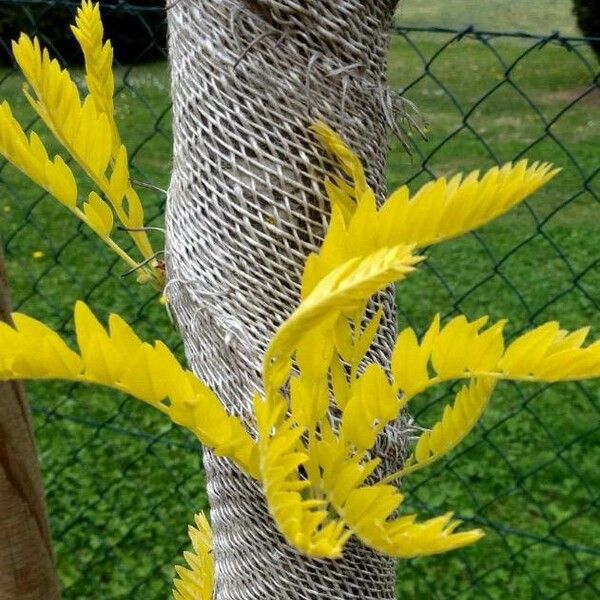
[166,1,411,597]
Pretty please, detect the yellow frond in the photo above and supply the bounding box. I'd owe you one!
[0,302,259,477]
[309,122,558,299]
[71,0,119,153]
[11,31,157,276]
[391,315,600,400]
[248,121,597,565]
[0,97,149,278]
[430,316,502,380]
[264,245,421,392]
[378,161,559,248]
[400,378,496,477]
[172,513,214,600]
[12,32,111,179]
[254,393,350,558]
[0,101,77,207]
[316,433,483,559]
[342,488,483,559]
[383,315,600,480]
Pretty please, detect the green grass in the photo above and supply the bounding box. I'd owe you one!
[387,29,599,600]
[0,18,599,600]
[395,0,580,36]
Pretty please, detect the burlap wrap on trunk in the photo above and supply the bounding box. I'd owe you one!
[166,1,411,597]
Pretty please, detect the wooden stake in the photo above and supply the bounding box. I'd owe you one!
[0,249,61,600]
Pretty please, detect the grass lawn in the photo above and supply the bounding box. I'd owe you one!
[0,8,598,600]
[396,0,580,36]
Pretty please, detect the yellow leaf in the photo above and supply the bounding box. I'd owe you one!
[352,307,384,367]
[289,376,329,428]
[42,335,84,379]
[391,326,429,397]
[49,155,78,207]
[467,320,506,372]
[431,316,485,379]
[499,322,560,376]
[172,512,214,600]
[295,326,334,378]
[11,313,82,379]
[401,378,496,476]
[83,191,113,237]
[533,346,600,381]
[341,365,400,451]
[108,145,129,210]
[0,301,258,476]
[265,245,421,392]
[300,207,350,299]
[330,357,351,409]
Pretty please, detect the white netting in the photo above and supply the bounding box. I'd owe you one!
[166,1,415,597]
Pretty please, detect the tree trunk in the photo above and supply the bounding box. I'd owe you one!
[0,249,61,600]
[166,1,406,597]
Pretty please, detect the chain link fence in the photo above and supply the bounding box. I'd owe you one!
[0,1,598,598]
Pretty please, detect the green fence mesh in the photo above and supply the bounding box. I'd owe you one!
[0,2,598,598]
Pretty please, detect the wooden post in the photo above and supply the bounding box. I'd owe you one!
[0,249,60,600]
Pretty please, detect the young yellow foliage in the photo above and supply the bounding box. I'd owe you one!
[5,5,160,283]
[392,315,600,399]
[305,122,558,298]
[316,425,484,559]
[254,393,351,558]
[0,301,258,477]
[0,101,77,207]
[401,378,496,476]
[254,122,600,564]
[71,0,119,153]
[172,513,214,600]
[264,245,422,392]
[257,300,487,561]
[2,64,597,573]
[13,33,113,180]
[257,385,485,561]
